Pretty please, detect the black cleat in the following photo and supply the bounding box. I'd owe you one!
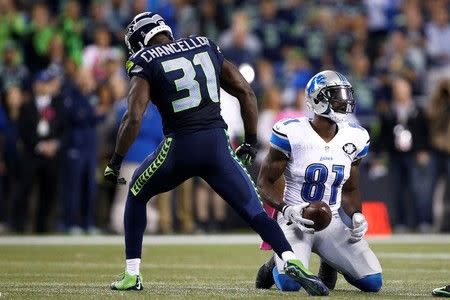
[255,256,276,289]
[318,260,337,290]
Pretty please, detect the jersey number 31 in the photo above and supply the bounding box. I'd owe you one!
[301,163,344,205]
[161,51,219,113]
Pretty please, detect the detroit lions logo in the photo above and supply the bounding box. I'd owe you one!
[342,143,357,155]
[307,74,326,95]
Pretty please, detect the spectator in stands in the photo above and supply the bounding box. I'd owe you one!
[275,87,307,124]
[426,3,450,67]
[106,0,131,44]
[301,6,332,69]
[172,0,198,38]
[0,85,23,233]
[348,52,376,127]
[364,0,400,62]
[194,179,226,233]
[219,10,261,66]
[373,78,433,232]
[254,59,277,99]
[254,0,287,63]
[47,34,65,77]
[257,85,282,163]
[11,69,65,233]
[0,96,7,232]
[427,79,450,232]
[59,67,100,234]
[376,29,422,94]
[24,3,55,74]
[82,25,116,83]
[0,41,30,93]
[110,102,167,234]
[0,0,27,56]
[84,0,110,44]
[198,0,227,42]
[59,0,85,65]
[281,48,314,106]
[402,0,426,57]
[161,180,195,234]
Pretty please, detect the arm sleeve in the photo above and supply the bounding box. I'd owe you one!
[270,121,291,158]
[354,129,370,161]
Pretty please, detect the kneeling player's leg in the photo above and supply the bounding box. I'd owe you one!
[315,211,382,292]
[203,130,329,296]
[272,267,301,292]
[343,273,382,292]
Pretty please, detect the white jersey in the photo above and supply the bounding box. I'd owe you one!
[270,117,369,212]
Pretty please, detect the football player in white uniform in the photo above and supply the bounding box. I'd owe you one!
[255,70,382,292]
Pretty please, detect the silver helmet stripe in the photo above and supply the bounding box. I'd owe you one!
[133,14,164,30]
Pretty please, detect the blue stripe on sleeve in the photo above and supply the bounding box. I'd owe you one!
[355,144,369,159]
[270,132,291,153]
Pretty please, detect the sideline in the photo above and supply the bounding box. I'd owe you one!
[0,234,450,245]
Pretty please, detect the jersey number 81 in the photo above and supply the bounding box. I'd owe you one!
[301,163,344,205]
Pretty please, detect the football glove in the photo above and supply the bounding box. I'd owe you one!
[282,204,315,234]
[349,213,368,243]
[235,143,257,166]
[104,163,126,185]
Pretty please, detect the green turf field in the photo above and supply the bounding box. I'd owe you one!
[0,236,449,299]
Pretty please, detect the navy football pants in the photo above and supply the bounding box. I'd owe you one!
[124,128,293,259]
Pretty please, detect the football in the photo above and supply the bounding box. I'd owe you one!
[302,202,332,231]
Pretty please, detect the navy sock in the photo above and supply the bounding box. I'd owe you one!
[249,212,293,258]
[124,193,147,259]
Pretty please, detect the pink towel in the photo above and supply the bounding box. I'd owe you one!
[260,203,278,250]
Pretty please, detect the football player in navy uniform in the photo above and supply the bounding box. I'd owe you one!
[104,12,329,295]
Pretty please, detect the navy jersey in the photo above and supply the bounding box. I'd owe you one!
[125,36,228,135]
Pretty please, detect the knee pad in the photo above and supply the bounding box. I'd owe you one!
[272,267,301,292]
[344,273,382,292]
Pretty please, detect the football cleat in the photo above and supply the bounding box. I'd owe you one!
[432,285,450,297]
[284,259,330,296]
[255,255,275,289]
[318,260,337,290]
[110,271,143,291]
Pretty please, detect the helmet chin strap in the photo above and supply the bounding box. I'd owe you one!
[324,110,347,123]
[318,103,347,123]
[307,101,348,123]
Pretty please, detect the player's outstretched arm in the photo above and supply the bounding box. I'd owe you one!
[258,147,313,230]
[114,76,151,156]
[257,147,289,212]
[219,59,258,144]
[342,159,368,242]
[105,76,151,185]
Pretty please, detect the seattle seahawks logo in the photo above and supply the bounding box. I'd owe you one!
[342,143,356,155]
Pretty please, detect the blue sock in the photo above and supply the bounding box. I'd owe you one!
[273,266,301,291]
[344,273,382,292]
[124,192,147,259]
[249,212,293,258]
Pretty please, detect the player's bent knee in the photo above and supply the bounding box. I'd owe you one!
[272,267,301,292]
[345,273,382,292]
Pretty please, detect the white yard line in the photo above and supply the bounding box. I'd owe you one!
[0,234,449,245]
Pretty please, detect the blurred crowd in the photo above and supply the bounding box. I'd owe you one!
[0,0,449,234]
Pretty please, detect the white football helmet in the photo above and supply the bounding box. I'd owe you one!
[305,70,355,123]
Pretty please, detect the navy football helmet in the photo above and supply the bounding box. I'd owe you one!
[124,12,173,54]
